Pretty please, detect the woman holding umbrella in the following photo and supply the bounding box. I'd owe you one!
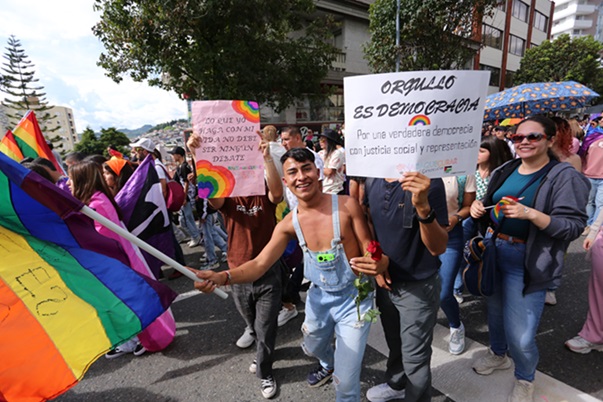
[470,115,590,402]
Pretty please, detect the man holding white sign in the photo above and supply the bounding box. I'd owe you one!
[344,70,488,402]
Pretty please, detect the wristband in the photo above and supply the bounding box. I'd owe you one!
[222,270,232,285]
[417,208,436,224]
[453,213,463,223]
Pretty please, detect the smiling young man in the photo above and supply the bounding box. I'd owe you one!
[194,148,388,402]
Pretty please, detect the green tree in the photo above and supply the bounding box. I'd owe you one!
[92,0,337,111]
[364,0,498,73]
[514,34,603,94]
[98,127,131,156]
[1,35,59,133]
[75,128,104,156]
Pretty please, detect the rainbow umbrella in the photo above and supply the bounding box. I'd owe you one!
[484,81,599,121]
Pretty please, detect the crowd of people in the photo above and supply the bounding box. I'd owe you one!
[20,113,603,402]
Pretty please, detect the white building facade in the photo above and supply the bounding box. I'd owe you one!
[552,0,603,40]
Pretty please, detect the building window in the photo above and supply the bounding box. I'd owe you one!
[480,64,501,87]
[573,29,583,35]
[509,35,525,56]
[534,11,548,32]
[505,70,515,88]
[497,1,506,12]
[512,0,529,22]
[482,24,503,49]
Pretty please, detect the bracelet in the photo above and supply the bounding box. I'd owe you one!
[222,270,232,286]
[264,158,274,163]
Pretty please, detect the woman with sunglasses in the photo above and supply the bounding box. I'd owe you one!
[469,115,590,402]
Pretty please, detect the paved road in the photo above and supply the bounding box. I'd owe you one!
[54,238,602,402]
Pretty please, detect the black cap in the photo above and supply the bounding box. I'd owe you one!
[318,129,343,145]
[168,146,186,156]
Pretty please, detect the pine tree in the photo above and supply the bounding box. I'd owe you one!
[1,35,59,133]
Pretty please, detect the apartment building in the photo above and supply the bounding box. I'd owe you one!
[0,103,78,153]
[259,0,554,128]
[476,0,554,94]
[260,0,373,130]
[46,105,79,152]
[552,0,603,40]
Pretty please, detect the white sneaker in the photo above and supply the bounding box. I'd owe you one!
[449,322,466,355]
[508,379,534,402]
[277,306,298,327]
[366,383,405,402]
[565,335,603,354]
[260,375,277,399]
[249,359,257,374]
[454,292,464,304]
[187,237,201,247]
[236,328,255,349]
[545,291,557,306]
[199,261,220,270]
[220,252,228,263]
[473,348,512,375]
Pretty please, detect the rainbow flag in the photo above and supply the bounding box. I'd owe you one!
[0,130,24,161]
[12,110,63,172]
[0,151,177,402]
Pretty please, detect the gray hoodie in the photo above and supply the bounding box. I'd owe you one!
[484,159,590,294]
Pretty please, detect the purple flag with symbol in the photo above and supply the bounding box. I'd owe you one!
[115,155,174,279]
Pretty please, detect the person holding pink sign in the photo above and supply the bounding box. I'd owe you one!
[188,132,284,399]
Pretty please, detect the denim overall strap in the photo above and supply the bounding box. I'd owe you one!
[330,195,341,248]
[292,207,307,251]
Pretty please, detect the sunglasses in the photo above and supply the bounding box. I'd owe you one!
[510,133,546,144]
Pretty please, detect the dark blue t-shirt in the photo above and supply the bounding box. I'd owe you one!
[364,178,448,283]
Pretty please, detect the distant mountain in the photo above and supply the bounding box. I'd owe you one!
[119,125,154,138]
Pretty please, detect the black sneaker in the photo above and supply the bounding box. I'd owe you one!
[105,346,130,359]
[307,365,333,387]
[261,375,277,399]
[133,343,146,356]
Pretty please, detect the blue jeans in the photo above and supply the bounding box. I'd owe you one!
[200,213,227,263]
[487,236,546,382]
[438,225,464,328]
[587,178,603,226]
[180,201,200,240]
[302,284,372,402]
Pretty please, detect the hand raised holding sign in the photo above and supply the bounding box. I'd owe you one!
[398,172,431,212]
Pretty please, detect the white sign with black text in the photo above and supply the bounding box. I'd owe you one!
[344,70,490,179]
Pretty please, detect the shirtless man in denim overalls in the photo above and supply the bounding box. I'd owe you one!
[195,147,394,401]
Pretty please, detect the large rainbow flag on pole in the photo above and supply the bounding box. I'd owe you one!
[0,151,177,402]
[0,130,24,161]
[11,110,63,172]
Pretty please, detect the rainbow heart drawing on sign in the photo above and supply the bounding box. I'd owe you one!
[490,196,522,225]
[196,160,236,198]
[232,100,260,123]
[408,114,431,126]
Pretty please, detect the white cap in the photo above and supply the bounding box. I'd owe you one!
[129,138,156,152]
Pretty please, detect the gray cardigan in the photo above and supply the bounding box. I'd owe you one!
[484,159,590,294]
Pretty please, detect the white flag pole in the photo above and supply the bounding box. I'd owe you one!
[81,205,228,300]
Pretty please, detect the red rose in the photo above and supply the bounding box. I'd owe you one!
[366,240,383,261]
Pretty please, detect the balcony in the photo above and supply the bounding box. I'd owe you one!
[332,51,346,72]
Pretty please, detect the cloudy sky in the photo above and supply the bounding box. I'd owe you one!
[0,1,186,132]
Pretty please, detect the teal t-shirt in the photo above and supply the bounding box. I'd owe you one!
[491,167,543,239]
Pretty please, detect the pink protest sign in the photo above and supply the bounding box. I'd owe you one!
[191,100,265,198]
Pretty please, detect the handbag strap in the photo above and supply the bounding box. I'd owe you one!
[494,160,557,235]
